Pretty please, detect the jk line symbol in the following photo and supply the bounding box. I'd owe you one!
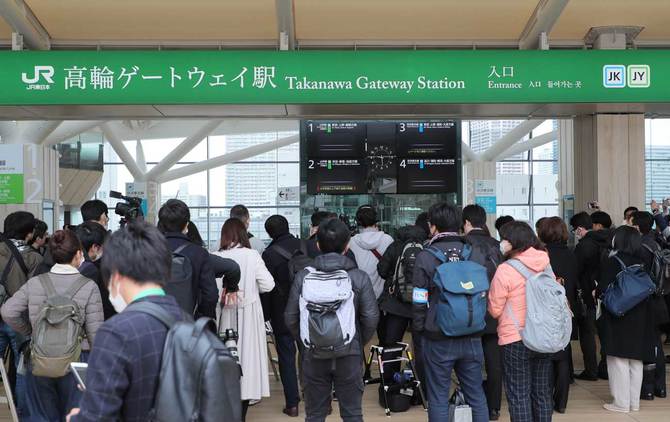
[603,64,650,88]
[603,65,625,88]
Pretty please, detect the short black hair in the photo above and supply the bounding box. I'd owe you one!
[311,211,333,227]
[101,221,172,286]
[624,206,639,219]
[317,218,351,254]
[158,199,190,233]
[32,219,48,240]
[3,211,36,240]
[75,221,108,253]
[428,202,461,233]
[81,200,108,222]
[415,212,430,238]
[265,215,289,240]
[632,211,654,235]
[230,205,250,221]
[495,215,514,232]
[355,205,377,228]
[613,225,641,256]
[570,211,592,231]
[591,211,612,229]
[499,221,545,257]
[462,204,486,229]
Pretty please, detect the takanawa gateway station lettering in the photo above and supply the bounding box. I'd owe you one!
[0,50,664,105]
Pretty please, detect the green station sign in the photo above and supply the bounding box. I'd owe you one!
[0,50,665,105]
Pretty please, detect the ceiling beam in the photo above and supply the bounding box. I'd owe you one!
[497,130,557,160]
[101,122,144,181]
[479,120,545,162]
[518,0,570,50]
[275,0,296,50]
[0,0,50,50]
[41,120,104,146]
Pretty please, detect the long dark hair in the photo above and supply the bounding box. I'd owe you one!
[500,221,546,259]
[219,218,251,251]
[612,225,641,256]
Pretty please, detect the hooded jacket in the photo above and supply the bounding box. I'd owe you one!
[377,225,428,318]
[573,229,612,309]
[488,247,551,346]
[348,228,394,298]
[284,253,379,359]
[0,239,44,296]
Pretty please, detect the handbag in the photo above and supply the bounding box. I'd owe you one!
[602,256,656,317]
[449,386,473,422]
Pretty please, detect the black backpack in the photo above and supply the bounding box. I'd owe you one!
[271,241,314,294]
[129,301,242,422]
[391,241,423,303]
[164,244,195,315]
[641,243,670,294]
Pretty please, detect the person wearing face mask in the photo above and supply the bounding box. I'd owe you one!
[1,229,103,421]
[76,221,115,320]
[569,211,611,381]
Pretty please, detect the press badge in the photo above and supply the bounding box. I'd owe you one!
[413,288,428,304]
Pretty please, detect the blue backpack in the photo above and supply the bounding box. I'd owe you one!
[602,255,656,317]
[427,245,489,337]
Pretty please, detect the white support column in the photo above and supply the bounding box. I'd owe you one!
[518,0,570,50]
[143,119,223,181]
[136,140,147,173]
[497,130,557,160]
[41,120,104,146]
[0,0,51,50]
[480,119,545,162]
[158,134,298,183]
[558,119,574,217]
[101,122,144,181]
[462,142,477,163]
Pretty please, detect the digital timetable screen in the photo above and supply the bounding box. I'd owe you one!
[302,120,460,195]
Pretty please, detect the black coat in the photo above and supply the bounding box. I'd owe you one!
[80,258,116,320]
[546,242,581,335]
[377,225,428,319]
[573,229,612,309]
[164,232,218,319]
[464,229,502,335]
[262,233,302,333]
[596,252,655,362]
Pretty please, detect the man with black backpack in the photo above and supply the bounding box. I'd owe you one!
[462,204,504,421]
[68,221,241,422]
[262,215,302,417]
[285,218,379,422]
[0,211,42,417]
[412,203,489,422]
[158,199,218,319]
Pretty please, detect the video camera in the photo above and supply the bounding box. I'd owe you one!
[109,190,144,227]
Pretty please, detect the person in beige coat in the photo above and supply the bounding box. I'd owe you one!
[213,218,274,422]
[1,229,103,421]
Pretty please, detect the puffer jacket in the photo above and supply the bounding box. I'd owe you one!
[488,247,551,346]
[1,266,104,350]
[0,239,44,295]
[285,253,379,359]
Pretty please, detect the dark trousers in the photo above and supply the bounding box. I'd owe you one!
[576,308,598,377]
[502,341,553,422]
[303,354,364,422]
[641,330,666,395]
[0,322,26,416]
[24,352,88,422]
[377,313,425,388]
[274,330,300,408]
[552,344,572,411]
[423,337,488,422]
[482,334,503,413]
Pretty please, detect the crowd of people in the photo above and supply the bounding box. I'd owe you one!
[0,198,668,422]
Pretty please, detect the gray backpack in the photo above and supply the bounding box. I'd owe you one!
[31,274,89,378]
[504,260,572,354]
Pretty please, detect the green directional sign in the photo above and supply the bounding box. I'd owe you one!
[0,145,24,204]
[0,50,666,105]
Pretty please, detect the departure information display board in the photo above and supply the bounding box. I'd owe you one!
[303,120,460,195]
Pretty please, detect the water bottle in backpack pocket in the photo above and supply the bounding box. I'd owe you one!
[299,267,356,358]
[504,260,572,354]
[427,245,489,337]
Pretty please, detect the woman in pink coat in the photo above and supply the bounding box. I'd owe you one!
[488,221,554,422]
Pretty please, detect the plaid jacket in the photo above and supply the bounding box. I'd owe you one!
[72,294,184,422]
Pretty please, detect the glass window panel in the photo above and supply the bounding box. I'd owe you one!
[103,140,136,163]
[140,138,205,163]
[496,161,530,175]
[532,139,558,161]
[533,205,560,221]
[496,205,530,223]
[645,119,670,204]
[530,120,556,137]
[97,164,134,207]
[278,207,302,237]
[160,169,208,207]
[209,133,279,162]
[497,174,530,205]
[533,174,559,204]
[532,161,558,176]
[209,163,279,207]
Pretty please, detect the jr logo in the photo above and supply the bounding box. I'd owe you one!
[21,65,55,84]
[603,64,650,88]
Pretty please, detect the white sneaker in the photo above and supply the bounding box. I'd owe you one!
[631,406,640,412]
[603,403,629,413]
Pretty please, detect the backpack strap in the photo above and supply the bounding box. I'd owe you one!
[299,240,308,256]
[612,254,627,271]
[370,249,383,260]
[641,243,661,254]
[38,274,58,299]
[3,239,29,277]
[426,247,447,263]
[0,254,15,290]
[64,275,92,300]
[173,243,190,256]
[128,301,177,328]
[271,244,294,261]
[506,259,555,279]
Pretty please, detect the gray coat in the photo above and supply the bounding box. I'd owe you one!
[285,253,379,359]
[1,270,104,350]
